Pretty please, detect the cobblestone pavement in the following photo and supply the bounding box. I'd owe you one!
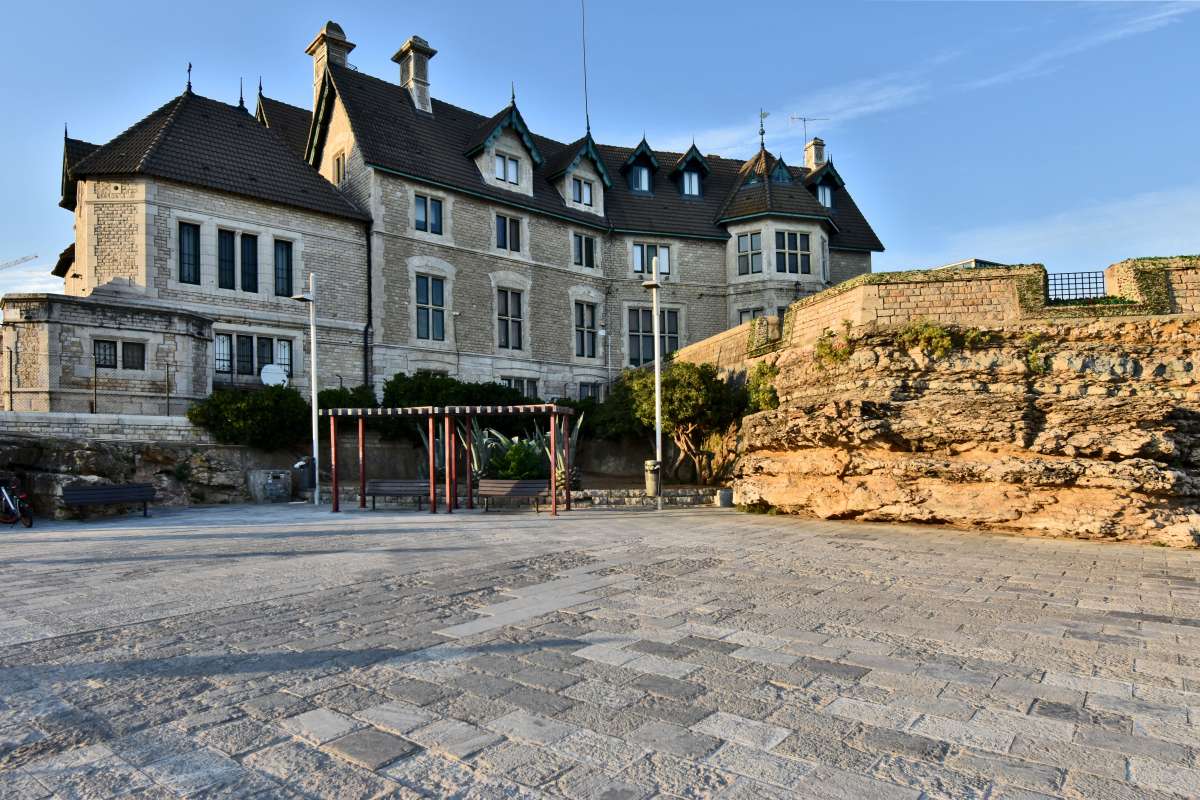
[1,505,1199,799]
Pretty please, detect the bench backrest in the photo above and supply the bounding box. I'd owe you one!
[477,479,550,497]
[62,483,156,504]
[364,479,433,494]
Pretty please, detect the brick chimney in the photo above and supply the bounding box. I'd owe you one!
[804,137,826,170]
[392,36,437,113]
[305,21,355,109]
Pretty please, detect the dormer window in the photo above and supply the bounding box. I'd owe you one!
[495,154,520,184]
[631,165,651,192]
[572,177,593,206]
[817,184,833,207]
[682,171,700,196]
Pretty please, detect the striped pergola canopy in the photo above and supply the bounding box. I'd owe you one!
[319,404,575,417]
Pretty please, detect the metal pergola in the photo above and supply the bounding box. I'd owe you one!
[317,404,576,515]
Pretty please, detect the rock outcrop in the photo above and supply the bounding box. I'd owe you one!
[734,317,1200,546]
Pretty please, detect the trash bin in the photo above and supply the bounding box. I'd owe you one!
[293,457,315,492]
[644,459,661,498]
[248,469,293,504]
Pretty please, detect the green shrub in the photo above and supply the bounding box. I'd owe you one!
[491,439,546,479]
[814,321,856,367]
[379,372,530,440]
[317,384,378,410]
[961,328,998,350]
[1023,332,1050,374]
[747,361,780,412]
[187,386,310,450]
[897,320,955,358]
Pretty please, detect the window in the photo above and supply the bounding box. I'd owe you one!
[631,165,650,192]
[121,342,146,370]
[274,239,293,297]
[94,339,117,369]
[682,171,700,196]
[817,184,833,207]
[572,177,594,206]
[497,288,523,350]
[738,308,764,325]
[495,214,521,252]
[501,377,537,398]
[579,382,602,401]
[257,337,274,373]
[241,234,258,292]
[737,232,763,275]
[628,308,679,367]
[178,222,200,284]
[333,152,346,185]
[777,306,789,319]
[215,334,232,373]
[573,233,596,268]
[633,243,670,275]
[235,335,254,375]
[415,194,443,235]
[415,274,445,341]
[575,301,597,358]
[775,231,811,274]
[495,154,520,184]
[277,340,293,376]
[217,230,236,290]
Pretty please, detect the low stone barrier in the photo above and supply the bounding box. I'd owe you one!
[0,411,212,444]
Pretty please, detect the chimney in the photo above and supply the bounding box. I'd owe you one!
[392,36,437,113]
[804,137,826,170]
[305,21,355,109]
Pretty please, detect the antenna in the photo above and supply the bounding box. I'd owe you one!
[580,0,591,134]
[788,115,828,141]
[238,77,244,108]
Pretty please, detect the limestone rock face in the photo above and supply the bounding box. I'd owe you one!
[734,317,1200,546]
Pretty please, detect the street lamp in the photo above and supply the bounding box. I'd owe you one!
[641,275,664,512]
[291,272,320,507]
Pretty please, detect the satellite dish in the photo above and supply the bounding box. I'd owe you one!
[261,364,289,387]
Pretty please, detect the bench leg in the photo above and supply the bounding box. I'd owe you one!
[142,501,148,517]
[372,496,376,510]
[417,494,422,512]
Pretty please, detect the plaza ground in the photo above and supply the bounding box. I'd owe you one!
[0,505,1198,799]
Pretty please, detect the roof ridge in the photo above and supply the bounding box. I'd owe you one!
[136,93,190,173]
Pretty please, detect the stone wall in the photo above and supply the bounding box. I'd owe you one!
[0,411,213,443]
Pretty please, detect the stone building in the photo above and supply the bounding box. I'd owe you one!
[1,18,882,412]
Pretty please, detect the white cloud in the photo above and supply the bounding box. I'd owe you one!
[963,2,1199,90]
[0,263,64,297]
[879,185,1200,272]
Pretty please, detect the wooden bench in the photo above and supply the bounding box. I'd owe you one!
[61,482,156,517]
[364,479,438,510]
[477,479,552,512]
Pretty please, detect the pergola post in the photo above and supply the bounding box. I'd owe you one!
[549,410,558,516]
[444,413,453,514]
[563,413,571,511]
[427,414,436,514]
[465,417,473,510]
[357,416,366,509]
[329,415,340,513]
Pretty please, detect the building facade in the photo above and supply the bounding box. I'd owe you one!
[1,19,882,412]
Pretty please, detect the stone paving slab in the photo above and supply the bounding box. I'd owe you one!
[0,503,1198,797]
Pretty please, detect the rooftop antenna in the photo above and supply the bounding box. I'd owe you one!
[186,62,193,93]
[759,109,769,149]
[788,115,828,141]
[580,0,591,134]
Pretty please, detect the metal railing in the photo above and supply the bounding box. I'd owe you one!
[1047,271,1106,302]
[1,347,187,415]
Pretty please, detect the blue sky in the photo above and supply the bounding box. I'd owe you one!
[3,0,1198,295]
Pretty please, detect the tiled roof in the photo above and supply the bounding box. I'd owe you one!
[319,64,882,249]
[51,243,75,278]
[255,94,313,159]
[60,136,99,210]
[71,91,368,222]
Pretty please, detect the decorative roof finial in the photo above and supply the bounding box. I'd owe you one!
[257,76,263,97]
[186,62,193,94]
[511,81,516,105]
[64,123,68,140]
[759,109,769,149]
[238,77,245,108]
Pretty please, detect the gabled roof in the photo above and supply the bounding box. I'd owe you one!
[670,144,710,176]
[71,91,368,222]
[60,135,99,210]
[622,138,659,172]
[804,159,846,189]
[543,133,612,188]
[463,102,544,166]
[717,149,834,228]
[51,243,75,278]
[255,93,313,159]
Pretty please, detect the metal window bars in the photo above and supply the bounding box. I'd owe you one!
[1047,271,1106,301]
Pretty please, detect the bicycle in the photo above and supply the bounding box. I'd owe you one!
[0,477,33,528]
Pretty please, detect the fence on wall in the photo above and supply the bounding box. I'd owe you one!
[0,346,191,415]
[1047,271,1107,302]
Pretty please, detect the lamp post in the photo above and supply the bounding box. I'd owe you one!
[291,272,320,506]
[641,275,664,511]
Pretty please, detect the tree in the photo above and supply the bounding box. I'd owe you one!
[626,361,746,484]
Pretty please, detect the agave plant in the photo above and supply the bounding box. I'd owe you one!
[531,412,585,489]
